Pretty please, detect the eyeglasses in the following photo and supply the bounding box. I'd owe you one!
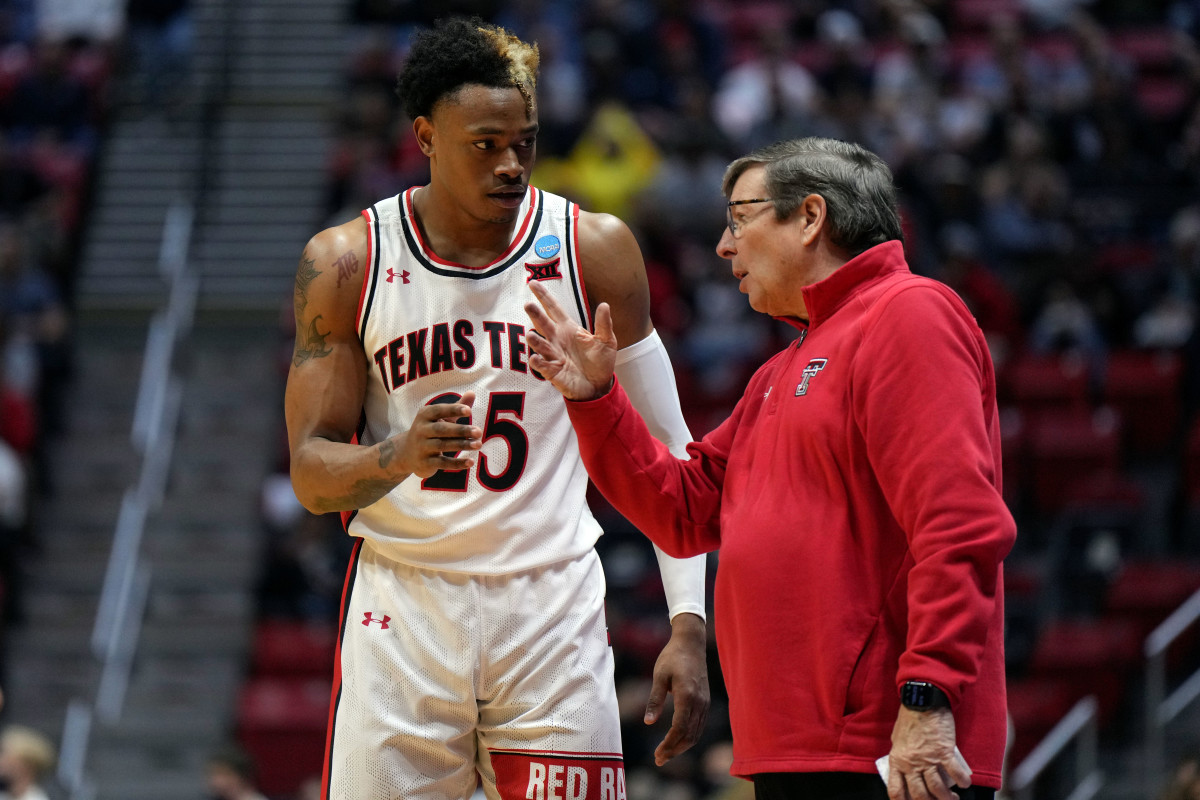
[726,198,775,238]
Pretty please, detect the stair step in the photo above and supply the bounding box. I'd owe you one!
[92,186,191,207]
[141,619,252,655]
[85,239,164,262]
[37,493,124,530]
[146,589,255,625]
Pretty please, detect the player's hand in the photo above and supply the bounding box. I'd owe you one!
[645,612,709,765]
[524,280,617,401]
[886,707,971,800]
[387,391,481,479]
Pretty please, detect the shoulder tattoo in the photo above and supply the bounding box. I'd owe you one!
[293,315,333,367]
[294,250,320,315]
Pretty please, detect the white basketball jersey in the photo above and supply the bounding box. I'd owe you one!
[348,186,604,574]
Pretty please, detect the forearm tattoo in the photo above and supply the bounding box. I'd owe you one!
[313,476,398,512]
[377,439,397,469]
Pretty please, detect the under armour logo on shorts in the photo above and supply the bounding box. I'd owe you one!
[362,612,391,629]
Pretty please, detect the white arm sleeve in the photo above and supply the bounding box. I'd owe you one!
[613,330,707,622]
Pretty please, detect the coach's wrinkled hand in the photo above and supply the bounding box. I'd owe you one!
[525,280,617,402]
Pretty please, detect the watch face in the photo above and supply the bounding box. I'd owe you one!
[902,682,946,710]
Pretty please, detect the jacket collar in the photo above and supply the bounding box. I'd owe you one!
[784,239,909,330]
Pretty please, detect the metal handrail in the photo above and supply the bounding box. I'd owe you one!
[60,196,197,799]
[1009,696,1102,800]
[1144,587,1200,799]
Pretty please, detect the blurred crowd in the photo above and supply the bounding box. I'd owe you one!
[0,0,1196,796]
[0,1,192,790]
[247,0,1200,797]
[0,0,117,688]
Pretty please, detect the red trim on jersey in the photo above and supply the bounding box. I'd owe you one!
[569,203,594,330]
[355,208,375,332]
[321,536,363,800]
[403,186,539,271]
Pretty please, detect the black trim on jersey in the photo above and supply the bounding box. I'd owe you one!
[358,205,383,344]
[401,195,544,280]
[324,537,364,795]
[563,202,589,327]
[487,749,624,762]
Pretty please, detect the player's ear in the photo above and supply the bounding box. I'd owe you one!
[414,116,435,156]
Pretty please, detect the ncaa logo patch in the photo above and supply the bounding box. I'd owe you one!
[534,235,561,259]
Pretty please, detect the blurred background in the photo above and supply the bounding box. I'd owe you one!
[0,0,1198,798]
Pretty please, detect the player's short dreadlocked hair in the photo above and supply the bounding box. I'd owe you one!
[395,17,540,121]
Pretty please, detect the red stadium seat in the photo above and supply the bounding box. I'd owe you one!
[251,619,337,678]
[1110,27,1177,72]
[1137,75,1192,120]
[237,676,331,797]
[999,407,1026,512]
[1102,349,1183,457]
[951,0,1021,32]
[1002,354,1090,419]
[1025,407,1121,513]
[1105,560,1200,642]
[1006,676,1078,766]
[1027,617,1142,726]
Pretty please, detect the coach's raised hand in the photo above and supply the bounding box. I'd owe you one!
[525,280,618,401]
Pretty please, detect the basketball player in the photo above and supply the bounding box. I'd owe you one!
[283,17,710,800]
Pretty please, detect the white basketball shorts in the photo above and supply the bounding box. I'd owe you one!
[322,540,626,800]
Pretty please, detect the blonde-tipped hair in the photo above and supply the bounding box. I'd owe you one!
[1,725,56,780]
[478,22,539,111]
[396,17,543,120]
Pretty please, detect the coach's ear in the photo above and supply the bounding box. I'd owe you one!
[414,116,435,156]
[794,193,831,247]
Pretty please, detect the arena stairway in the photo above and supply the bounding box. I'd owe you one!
[3,0,350,797]
[78,0,344,315]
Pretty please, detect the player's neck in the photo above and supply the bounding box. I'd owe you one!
[412,184,519,268]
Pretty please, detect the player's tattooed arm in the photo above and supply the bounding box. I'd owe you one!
[294,249,320,315]
[308,442,404,509]
[311,475,398,511]
[293,315,333,367]
[292,247,337,367]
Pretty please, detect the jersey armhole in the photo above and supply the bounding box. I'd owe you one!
[566,203,593,330]
[356,207,381,341]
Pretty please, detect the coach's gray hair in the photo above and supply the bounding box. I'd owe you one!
[722,137,903,256]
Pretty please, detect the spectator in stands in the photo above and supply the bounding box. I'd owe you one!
[0,436,26,626]
[712,23,822,148]
[2,37,96,153]
[535,100,662,220]
[1161,749,1200,800]
[871,9,950,167]
[124,0,192,115]
[206,744,268,800]
[0,314,36,458]
[0,220,68,440]
[0,724,55,800]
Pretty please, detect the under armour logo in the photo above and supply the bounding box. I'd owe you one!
[795,359,828,396]
[386,268,410,284]
[525,258,563,282]
[362,612,391,629]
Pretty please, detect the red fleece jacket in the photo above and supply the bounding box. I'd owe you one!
[568,241,1015,786]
